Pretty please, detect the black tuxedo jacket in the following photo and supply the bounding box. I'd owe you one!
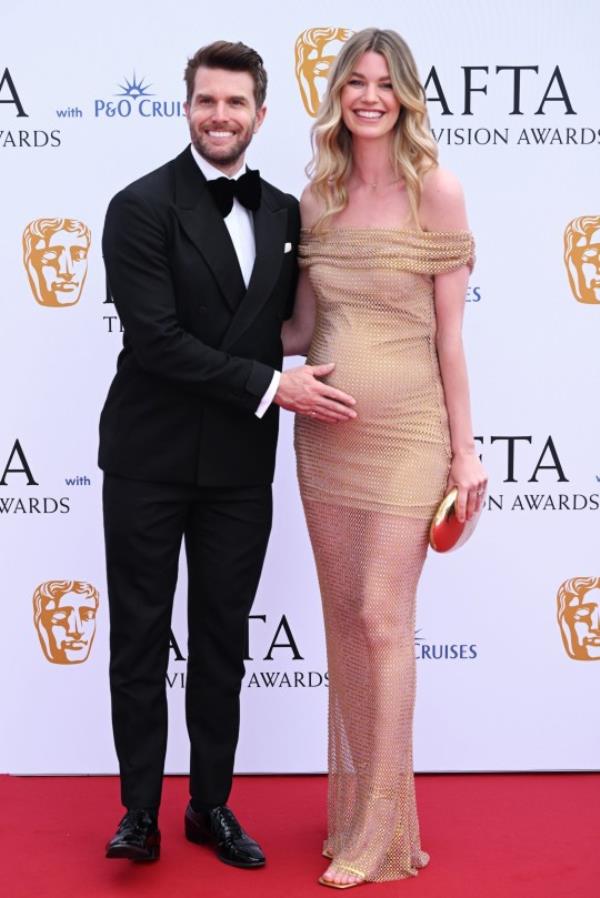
[98,147,299,487]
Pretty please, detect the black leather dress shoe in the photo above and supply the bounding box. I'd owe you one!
[184,803,265,868]
[106,809,160,861]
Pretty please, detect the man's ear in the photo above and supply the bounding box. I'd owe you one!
[254,104,267,133]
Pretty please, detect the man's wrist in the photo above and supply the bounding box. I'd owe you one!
[255,370,281,418]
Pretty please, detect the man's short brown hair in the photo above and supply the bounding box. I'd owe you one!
[184,41,268,108]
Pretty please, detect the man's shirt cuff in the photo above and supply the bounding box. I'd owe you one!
[255,370,281,419]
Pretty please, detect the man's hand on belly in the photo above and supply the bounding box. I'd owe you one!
[274,362,358,423]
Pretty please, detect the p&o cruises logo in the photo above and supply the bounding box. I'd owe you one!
[415,630,478,661]
[94,73,186,119]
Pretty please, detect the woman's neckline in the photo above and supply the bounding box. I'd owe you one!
[300,226,472,236]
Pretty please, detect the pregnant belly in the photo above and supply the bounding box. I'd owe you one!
[308,329,438,416]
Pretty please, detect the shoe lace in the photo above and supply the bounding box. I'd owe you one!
[122,809,154,833]
[213,806,243,840]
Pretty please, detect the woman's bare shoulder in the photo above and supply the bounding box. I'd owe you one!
[420,166,468,231]
[299,183,324,229]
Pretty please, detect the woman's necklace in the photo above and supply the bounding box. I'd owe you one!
[359,175,402,190]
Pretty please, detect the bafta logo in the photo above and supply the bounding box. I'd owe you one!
[556,577,600,661]
[564,216,600,304]
[295,27,353,116]
[33,580,99,664]
[23,218,91,307]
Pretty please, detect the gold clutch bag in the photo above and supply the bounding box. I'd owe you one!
[429,486,482,553]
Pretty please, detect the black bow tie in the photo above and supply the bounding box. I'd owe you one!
[206,169,261,217]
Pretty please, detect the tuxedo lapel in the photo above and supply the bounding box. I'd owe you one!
[173,148,245,312]
[221,193,287,350]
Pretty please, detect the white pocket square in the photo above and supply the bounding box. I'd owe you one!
[284,242,293,253]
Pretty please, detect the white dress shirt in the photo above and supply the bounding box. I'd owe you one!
[190,145,280,418]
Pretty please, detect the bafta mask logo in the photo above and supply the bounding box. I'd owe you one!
[564,216,600,304]
[23,218,91,307]
[295,27,353,116]
[557,577,600,661]
[33,580,99,664]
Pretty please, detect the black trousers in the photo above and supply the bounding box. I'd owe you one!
[103,474,272,810]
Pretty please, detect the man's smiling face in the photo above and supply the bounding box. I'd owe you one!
[185,66,266,174]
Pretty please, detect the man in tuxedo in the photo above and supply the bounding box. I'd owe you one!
[100,41,356,868]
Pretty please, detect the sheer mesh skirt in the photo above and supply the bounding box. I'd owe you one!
[303,498,430,882]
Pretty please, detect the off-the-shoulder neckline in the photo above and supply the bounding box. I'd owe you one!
[300,226,472,237]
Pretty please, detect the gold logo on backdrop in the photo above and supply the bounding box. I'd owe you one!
[23,218,91,307]
[557,577,600,661]
[564,216,600,304]
[33,580,99,664]
[295,27,353,116]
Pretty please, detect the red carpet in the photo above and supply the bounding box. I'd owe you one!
[2,774,599,898]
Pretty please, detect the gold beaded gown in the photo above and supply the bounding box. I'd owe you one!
[295,227,475,882]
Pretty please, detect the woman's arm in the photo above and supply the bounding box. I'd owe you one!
[282,184,321,357]
[282,268,316,356]
[421,168,487,522]
[277,185,357,422]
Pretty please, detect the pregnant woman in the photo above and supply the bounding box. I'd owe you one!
[283,28,487,889]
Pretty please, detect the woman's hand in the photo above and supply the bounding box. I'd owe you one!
[447,449,488,523]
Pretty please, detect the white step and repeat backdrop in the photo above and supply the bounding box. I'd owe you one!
[1,0,599,774]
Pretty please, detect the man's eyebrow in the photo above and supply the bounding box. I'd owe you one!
[194,93,249,102]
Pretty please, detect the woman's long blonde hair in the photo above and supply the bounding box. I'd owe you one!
[307,28,438,232]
